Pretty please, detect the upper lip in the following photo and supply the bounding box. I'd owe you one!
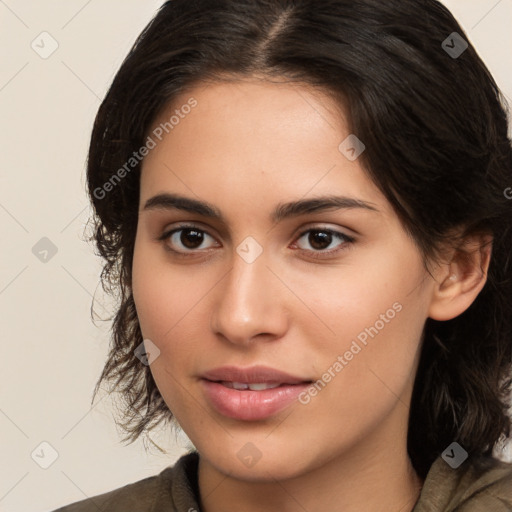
[201,365,312,384]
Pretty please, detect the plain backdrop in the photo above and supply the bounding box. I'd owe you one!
[1,1,511,511]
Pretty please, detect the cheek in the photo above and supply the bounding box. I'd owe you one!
[132,237,183,342]
[306,247,428,392]
[295,246,423,340]
[133,269,200,343]
[131,245,205,414]
[131,238,216,361]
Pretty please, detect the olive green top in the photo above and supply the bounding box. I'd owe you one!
[52,451,512,511]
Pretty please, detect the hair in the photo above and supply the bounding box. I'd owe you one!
[86,0,512,479]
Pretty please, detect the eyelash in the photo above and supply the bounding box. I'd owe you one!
[158,223,356,260]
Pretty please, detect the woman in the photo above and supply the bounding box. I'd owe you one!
[54,0,512,510]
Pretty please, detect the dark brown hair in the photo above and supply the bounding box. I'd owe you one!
[86,0,512,479]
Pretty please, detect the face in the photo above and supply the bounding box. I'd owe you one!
[132,78,438,480]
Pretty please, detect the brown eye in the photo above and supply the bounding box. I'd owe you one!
[179,228,205,249]
[306,230,333,250]
[159,225,218,254]
[293,227,355,259]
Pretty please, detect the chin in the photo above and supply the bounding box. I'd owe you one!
[198,440,318,482]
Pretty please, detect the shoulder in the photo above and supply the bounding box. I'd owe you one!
[51,473,162,512]
[50,451,200,512]
[414,452,512,512]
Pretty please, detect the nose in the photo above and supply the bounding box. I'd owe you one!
[210,248,289,347]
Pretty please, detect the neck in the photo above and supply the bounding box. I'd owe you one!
[197,409,424,512]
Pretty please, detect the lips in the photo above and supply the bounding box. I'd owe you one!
[200,365,313,420]
[221,381,281,391]
[201,365,310,385]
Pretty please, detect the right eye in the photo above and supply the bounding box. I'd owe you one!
[159,224,220,256]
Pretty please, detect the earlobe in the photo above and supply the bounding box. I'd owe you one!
[428,233,492,321]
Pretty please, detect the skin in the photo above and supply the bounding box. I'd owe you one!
[131,77,491,512]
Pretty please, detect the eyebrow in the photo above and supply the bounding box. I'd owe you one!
[143,193,379,223]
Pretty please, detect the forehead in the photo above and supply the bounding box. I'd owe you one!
[140,78,389,220]
[148,77,346,146]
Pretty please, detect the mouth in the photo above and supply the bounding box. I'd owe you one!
[200,365,314,420]
[214,381,293,390]
[201,364,312,386]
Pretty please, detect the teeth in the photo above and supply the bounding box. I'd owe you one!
[231,382,249,390]
[221,381,282,390]
[248,382,281,390]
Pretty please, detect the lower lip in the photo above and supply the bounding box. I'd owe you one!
[200,380,311,421]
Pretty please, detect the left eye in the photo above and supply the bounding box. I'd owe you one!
[293,228,354,254]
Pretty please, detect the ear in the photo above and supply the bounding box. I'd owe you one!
[428,232,493,321]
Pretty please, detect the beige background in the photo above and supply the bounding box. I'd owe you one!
[1,1,511,511]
